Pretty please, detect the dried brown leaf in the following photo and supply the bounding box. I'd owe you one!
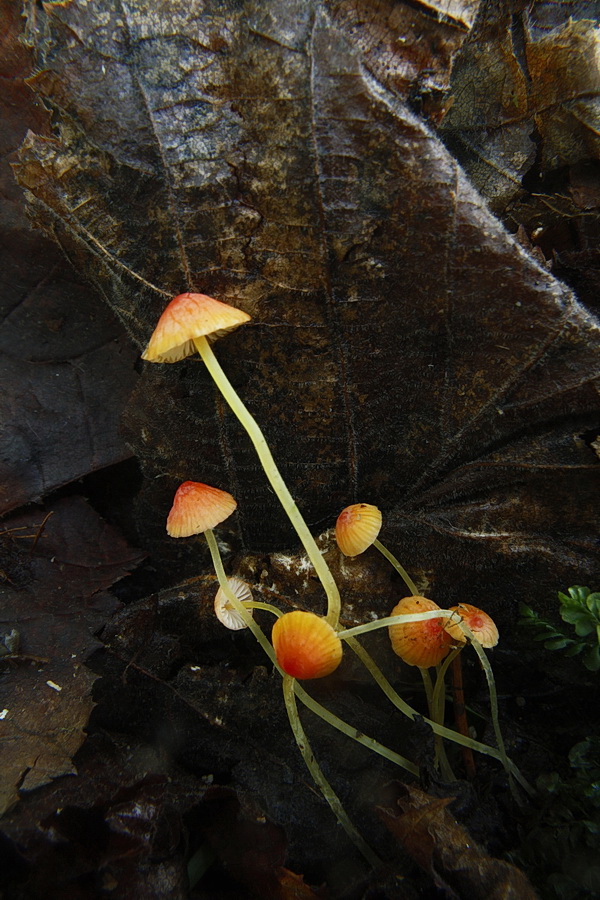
[0,497,145,815]
[440,6,600,209]
[379,783,539,899]
[328,0,481,98]
[527,18,600,171]
[12,1,600,613]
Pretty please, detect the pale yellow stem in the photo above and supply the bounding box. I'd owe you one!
[196,336,341,627]
[373,539,418,595]
[283,675,381,868]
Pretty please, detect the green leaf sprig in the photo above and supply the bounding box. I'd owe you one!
[519,586,600,672]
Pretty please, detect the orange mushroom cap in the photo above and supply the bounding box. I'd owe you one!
[272,611,343,680]
[166,481,237,537]
[214,576,254,631]
[444,603,499,648]
[335,503,382,557]
[142,292,251,363]
[388,596,453,667]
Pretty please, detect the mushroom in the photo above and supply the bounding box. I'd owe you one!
[444,603,499,648]
[167,480,237,538]
[272,610,343,680]
[142,292,250,363]
[388,595,455,779]
[433,603,500,780]
[144,292,341,627]
[214,576,254,631]
[335,503,382,556]
[166,480,257,635]
[335,504,418,595]
[388,596,453,668]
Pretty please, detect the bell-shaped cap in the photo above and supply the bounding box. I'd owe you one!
[335,503,382,556]
[142,292,251,363]
[444,603,499,648]
[167,481,236,537]
[214,577,254,631]
[272,611,343,680]
[389,596,453,667]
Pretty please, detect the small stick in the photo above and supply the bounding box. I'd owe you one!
[451,652,476,778]
[30,511,54,553]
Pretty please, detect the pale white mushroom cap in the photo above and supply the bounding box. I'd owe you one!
[214,577,254,631]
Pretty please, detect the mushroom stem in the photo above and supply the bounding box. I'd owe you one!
[431,648,463,780]
[432,647,463,727]
[344,635,532,794]
[420,665,456,782]
[282,674,381,869]
[338,608,464,639]
[372,539,418,595]
[195,335,341,628]
[204,528,275,660]
[294,683,419,777]
[464,626,516,793]
[243,600,283,617]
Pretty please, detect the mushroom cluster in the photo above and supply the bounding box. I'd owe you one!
[142,291,524,866]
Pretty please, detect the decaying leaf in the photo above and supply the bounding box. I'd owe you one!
[379,783,539,899]
[328,0,481,98]
[0,0,138,516]
[0,497,145,815]
[278,868,327,900]
[440,4,600,209]
[0,732,202,899]
[13,0,598,627]
[0,728,326,900]
[527,18,600,172]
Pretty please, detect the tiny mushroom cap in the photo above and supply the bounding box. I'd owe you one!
[142,292,251,363]
[444,603,499,648]
[336,503,382,557]
[214,577,254,631]
[272,611,343,680]
[167,481,237,537]
[389,596,453,668]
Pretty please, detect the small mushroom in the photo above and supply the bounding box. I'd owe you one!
[388,596,453,668]
[336,504,418,595]
[389,595,455,780]
[335,503,382,557]
[142,292,250,363]
[167,481,257,636]
[166,480,237,538]
[214,577,254,631]
[272,611,343,680]
[444,603,499,648]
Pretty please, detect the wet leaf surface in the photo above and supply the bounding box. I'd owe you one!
[0,731,200,900]
[0,497,145,815]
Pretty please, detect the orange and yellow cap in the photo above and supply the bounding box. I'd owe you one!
[166,481,236,537]
[444,603,499,648]
[388,596,453,667]
[272,611,343,680]
[142,292,250,363]
[335,503,382,557]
